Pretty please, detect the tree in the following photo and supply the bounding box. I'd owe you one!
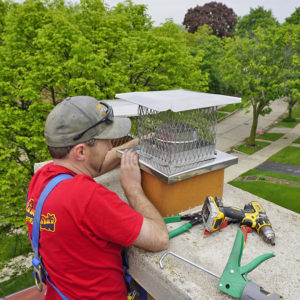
[0,0,209,230]
[0,0,14,37]
[183,1,237,37]
[31,3,106,103]
[0,0,50,107]
[0,102,52,229]
[0,0,8,41]
[282,81,300,121]
[234,6,279,37]
[278,24,300,120]
[0,0,54,229]
[116,21,208,92]
[220,26,298,145]
[182,24,224,93]
[285,7,300,25]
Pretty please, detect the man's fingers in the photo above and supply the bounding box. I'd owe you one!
[120,149,141,189]
[122,150,138,167]
[120,150,127,167]
[129,150,139,166]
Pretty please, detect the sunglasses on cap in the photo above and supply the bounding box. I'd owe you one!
[73,102,113,141]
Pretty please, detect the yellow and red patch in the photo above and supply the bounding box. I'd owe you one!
[26,199,57,232]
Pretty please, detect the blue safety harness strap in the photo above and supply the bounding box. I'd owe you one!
[29,173,140,299]
[32,174,73,255]
[31,174,73,300]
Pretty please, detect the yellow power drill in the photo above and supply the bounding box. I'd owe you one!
[202,196,276,245]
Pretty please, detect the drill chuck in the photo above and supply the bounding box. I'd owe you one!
[259,225,275,246]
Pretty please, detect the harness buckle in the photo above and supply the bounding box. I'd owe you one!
[33,264,44,292]
[32,257,44,292]
[127,290,136,300]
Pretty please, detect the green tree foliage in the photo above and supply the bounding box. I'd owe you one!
[183,1,237,37]
[32,2,103,103]
[117,21,208,92]
[0,0,208,230]
[0,0,52,229]
[220,25,298,145]
[0,0,6,40]
[234,6,279,37]
[183,25,224,93]
[278,24,300,120]
[0,0,50,106]
[0,102,51,229]
[285,6,300,25]
[0,0,13,41]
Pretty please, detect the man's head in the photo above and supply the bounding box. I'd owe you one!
[44,96,131,176]
[44,96,131,175]
[45,96,131,150]
[44,96,131,147]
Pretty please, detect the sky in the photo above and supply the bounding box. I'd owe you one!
[105,0,299,25]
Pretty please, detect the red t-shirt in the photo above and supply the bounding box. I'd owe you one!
[26,163,143,299]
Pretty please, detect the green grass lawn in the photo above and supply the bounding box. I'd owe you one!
[230,166,300,214]
[230,180,300,213]
[275,119,300,128]
[230,121,300,214]
[217,112,227,120]
[275,103,300,127]
[292,103,300,118]
[240,169,300,182]
[268,146,300,166]
[0,270,34,298]
[0,231,33,297]
[293,137,300,144]
[0,232,32,265]
[235,141,271,154]
[218,104,239,113]
[256,132,284,141]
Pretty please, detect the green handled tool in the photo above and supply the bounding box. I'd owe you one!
[160,229,283,299]
[218,229,282,299]
[164,212,203,239]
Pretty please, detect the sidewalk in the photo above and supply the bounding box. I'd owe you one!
[215,99,300,182]
[216,98,287,152]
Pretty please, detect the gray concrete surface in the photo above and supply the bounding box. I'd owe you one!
[255,161,300,177]
[98,169,300,300]
[34,99,300,299]
[118,99,299,299]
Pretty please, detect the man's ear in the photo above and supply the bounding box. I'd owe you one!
[71,144,86,161]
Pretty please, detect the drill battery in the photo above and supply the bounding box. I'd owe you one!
[202,196,275,245]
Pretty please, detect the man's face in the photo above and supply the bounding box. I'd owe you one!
[86,139,112,177]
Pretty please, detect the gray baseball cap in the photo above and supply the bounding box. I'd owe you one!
[44,96,131,147]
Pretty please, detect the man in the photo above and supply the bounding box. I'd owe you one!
[26,96,169,299]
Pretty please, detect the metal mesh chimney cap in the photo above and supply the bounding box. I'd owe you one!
[116,89,241,112]
[115,89,241,180]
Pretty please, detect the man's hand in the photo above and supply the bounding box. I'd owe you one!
[120,150,169,252]
[120,149,142,196]
[100,138,138,175]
